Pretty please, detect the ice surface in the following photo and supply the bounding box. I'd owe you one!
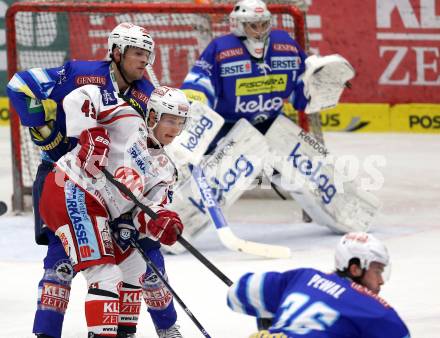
[0,127,439,337]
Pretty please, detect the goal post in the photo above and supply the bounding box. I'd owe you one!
[6,1,308,211]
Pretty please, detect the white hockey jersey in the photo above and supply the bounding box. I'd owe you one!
[56,84,176,220]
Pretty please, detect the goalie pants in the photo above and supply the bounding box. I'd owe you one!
[34,172,177,337]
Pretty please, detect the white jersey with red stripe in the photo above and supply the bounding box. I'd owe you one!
[56,84,176,219]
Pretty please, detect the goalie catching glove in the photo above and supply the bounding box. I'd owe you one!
[135,209,184,246]
[77,127,110,177]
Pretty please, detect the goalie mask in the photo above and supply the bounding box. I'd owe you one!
[335,232,390,273]
[230,0,272,59]
[108,22,155,65]
[146,86,191,137]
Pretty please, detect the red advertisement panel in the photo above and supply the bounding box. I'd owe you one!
[307,0,440,103]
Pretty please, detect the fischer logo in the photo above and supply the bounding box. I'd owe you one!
[289,142,336,204]
[235,95,283,113]
[180,115,213,151]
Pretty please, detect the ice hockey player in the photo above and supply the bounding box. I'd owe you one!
[168,0,358,249]
[7,23,179,338]
[38,85,189,337]
[227,232,411,337]
[181,0,310,152]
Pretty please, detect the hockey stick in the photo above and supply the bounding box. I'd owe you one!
[102,168,233,287]
[129,237,211,338]
[190,164,291,259]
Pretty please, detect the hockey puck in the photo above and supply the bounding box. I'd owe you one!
[0,201,7,216]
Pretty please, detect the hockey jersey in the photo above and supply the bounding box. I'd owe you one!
[227,268,410,338]
[57,85,176,221]
[181,30,309,125]
[7,60,154,160]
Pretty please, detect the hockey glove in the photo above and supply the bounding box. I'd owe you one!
[110,213,139,251]
[145,209,184,246]
[77,127,110,177]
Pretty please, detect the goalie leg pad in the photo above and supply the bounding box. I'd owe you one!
[167,119,270,249]
[265,115,380,233]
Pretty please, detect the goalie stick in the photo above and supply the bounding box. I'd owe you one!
[190,164,291,259]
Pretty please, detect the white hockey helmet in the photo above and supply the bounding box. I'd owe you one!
[146,86,191,132]
[108,22,155,65]
[335,232,390,271]
[230,0,272,58]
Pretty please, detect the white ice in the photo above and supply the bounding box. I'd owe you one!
[0,127,439,338]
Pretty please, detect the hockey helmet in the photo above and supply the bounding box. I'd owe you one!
[335,232,390,272]
[230,0,271,58]
[108,22,155,65]
[146,86,191,133]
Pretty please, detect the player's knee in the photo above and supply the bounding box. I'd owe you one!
[83,264,123,295]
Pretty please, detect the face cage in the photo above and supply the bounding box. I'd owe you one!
[242,20,272,42]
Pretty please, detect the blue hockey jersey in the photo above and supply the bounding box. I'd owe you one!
[181,30,309,125]
[7,60,154,160]
[227,268,410,338]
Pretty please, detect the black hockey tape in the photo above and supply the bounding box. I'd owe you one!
[0,201,7,216]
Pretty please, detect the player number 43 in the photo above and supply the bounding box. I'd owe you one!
[272,293,339,334]
[81,99,97,119]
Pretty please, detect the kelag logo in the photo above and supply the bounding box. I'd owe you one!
[180,115,214,151]
[409,115,440,129]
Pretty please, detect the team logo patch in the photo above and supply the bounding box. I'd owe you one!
[236,74,287,96]
[220,60,252,77]
[270,56,301,70]
[54,259,74,283]
[101,89,117,106]
[120,228,131,240]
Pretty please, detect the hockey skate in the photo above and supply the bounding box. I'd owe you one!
[155,324,183,338]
